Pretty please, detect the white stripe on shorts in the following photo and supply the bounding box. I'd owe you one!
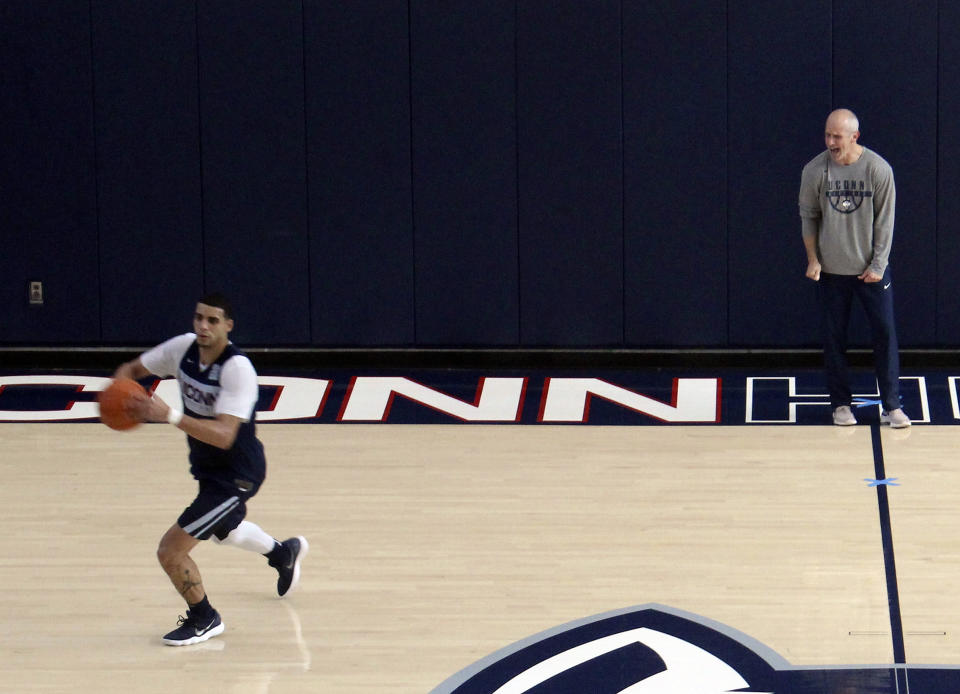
[183,496,240,538]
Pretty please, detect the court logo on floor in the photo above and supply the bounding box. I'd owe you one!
[431,604,780,693]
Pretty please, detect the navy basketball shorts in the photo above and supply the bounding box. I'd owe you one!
[177,478,262,541]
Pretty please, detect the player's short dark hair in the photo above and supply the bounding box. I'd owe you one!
[200,292,234,321]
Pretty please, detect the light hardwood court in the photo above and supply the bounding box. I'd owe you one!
[0,422,956,692]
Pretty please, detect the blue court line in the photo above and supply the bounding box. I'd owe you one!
[869,423,906,666]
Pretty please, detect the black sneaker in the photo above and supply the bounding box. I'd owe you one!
[162,609,224,646]
[272,536,308,597]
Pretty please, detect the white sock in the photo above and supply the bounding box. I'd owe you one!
[213,520,277,554]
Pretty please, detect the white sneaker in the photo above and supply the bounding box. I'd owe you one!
[832,405,856,426]
[881,408,911,429]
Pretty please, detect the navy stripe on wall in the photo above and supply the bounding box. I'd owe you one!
[517,0,623,346]
[726,0,829,346]
[92,0,204,342]
[0,2,99,343]
[304,0,415,346]
[938,1,960,343]
[623,0,727,346]
[411,0,519,346]
[197,0,310,345]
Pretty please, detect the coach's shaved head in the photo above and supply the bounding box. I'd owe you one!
[825,108,862,165]
[826,108,859,135]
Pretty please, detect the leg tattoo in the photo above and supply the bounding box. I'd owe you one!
[178,568,202,597]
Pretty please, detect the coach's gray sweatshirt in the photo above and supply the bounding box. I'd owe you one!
[798,147,896,276]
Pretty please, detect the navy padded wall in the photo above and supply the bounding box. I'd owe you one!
[410,0,519,346]
[304,0,415,346]
[91,0,203,343]
[727,0,830,347]
[2,2,959,350]
[0,2,99,343]
[939,1,960,343]
[833,0,938,347]
[197,0,310,345]
[516,0,623,346]
[623,1,727,346]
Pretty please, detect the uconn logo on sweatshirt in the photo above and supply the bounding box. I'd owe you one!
[827,178,872,213]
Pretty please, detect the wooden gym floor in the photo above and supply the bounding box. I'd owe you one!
[1,421,959,692]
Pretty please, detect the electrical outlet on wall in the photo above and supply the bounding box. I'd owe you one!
[28,281,43,306]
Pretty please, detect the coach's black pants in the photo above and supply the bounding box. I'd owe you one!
[820,268,902,412]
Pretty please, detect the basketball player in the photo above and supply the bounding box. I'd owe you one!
[799,109,910,429]
[113,293,308,646]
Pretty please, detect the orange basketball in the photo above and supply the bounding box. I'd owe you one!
[98,378,147,431]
